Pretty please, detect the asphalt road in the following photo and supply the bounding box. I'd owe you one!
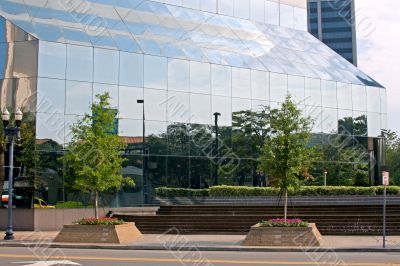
[0,247,399,266]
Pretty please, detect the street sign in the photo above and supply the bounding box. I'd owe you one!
[383,171,390,186]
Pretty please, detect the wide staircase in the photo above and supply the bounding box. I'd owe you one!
[114,205,400,235]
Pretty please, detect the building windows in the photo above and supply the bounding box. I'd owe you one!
[119,52,143,87]
[211,64,231,96]
[168,59,190,92]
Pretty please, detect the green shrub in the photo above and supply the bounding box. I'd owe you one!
[55,201,93,209]
[375,186,400,195]
[155,186,400,197]
[155,187,209,197]
[75,218,124,225]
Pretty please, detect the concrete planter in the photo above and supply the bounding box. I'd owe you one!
[54,222,142,244]
[242,223,323,247]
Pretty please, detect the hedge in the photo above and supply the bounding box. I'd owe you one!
[155,186,400,198]
[155,187,209,197]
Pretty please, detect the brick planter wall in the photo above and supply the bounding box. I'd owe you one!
[242,223,323,247]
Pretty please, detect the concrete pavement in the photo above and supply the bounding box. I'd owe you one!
[0,231,400,252]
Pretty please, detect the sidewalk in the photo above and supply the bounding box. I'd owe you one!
[1,231,399,252]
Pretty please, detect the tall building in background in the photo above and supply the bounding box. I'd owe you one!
[308,0,358,65]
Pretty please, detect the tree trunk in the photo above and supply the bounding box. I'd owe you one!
[94,191,99,219]
[284,189,288,223]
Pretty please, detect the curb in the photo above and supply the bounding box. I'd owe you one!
[1,242,399,253]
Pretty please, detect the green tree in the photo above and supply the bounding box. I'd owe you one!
[385,130,400,185]
[61,93,134,218]
[258,95,318,221]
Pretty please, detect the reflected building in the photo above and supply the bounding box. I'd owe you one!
[308,0,357,65]
[0,0,387,207]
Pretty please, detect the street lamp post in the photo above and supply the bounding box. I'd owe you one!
[2,108,23,241]
[137,100,147,204]
[323,169,328,187]
[213,112,221,186]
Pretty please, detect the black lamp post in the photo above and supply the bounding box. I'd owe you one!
[213,112,221,186]
[137,99,148,204]
[2,108,23,241]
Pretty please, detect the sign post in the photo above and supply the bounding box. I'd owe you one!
[382,171,389,249]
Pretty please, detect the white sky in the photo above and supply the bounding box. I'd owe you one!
[355,0,400,133]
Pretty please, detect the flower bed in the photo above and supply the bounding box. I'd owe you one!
[259,218,308,228]
[74,217,125,226]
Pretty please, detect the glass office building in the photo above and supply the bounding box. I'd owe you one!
[0,0,387,207]
[308,0,357,65]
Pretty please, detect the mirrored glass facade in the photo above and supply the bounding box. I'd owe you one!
[0,0,387,207]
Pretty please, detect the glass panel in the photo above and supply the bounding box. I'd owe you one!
[190,158,211,189]
[352,85,367,112]
[38,41,66,79]
[381,114,387,130]
[119,86,143,119]
[212,95,232,126]
[338,109,354,135]
[201,0,217,12]
[321,80,337,108]
[119,52,143,87]
[265,0,279,25]
[65,114,82,145]
[234,0,250,19]
[366,86,381,113]
[93,48,119,84]
[322,107,338,134]
[65,81,92,115]
[36,113,64,146]
[37,78,65,114]
[232,97,251,113]
[190,93,211,124]
[167,123,189,156]
[146,121,168,155]
[93,83,119,109]
[337,83,352,110]
[367,112,381,137]
[66,44,93,82]
[232,67,251,99]
[144,88,167,121]
[251,70,269,101]
[211,64,231,96]
[305,78,321,107]
[353,111,368,136]
[294,7,307,31]
[250,0,264,22]
[270,72,287,103]
[288,75,305,104]
[118,119,142,137]
[191,61,211,94]
[380,88,387,114]
[147,156,167,190]
[144,55,167,90]
[306,105,322,133]
[167,91,190,123]
[183,0,201,9]
[167,157,189,188]
[168,59,189,92]
[280,4,294,28]
[189,124,212,157]
[218,0,234,16]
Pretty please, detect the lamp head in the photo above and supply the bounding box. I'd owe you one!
[213,112,221,117]
[137,99,144,104]
[2,109,10,127]
[15,108,23,127]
